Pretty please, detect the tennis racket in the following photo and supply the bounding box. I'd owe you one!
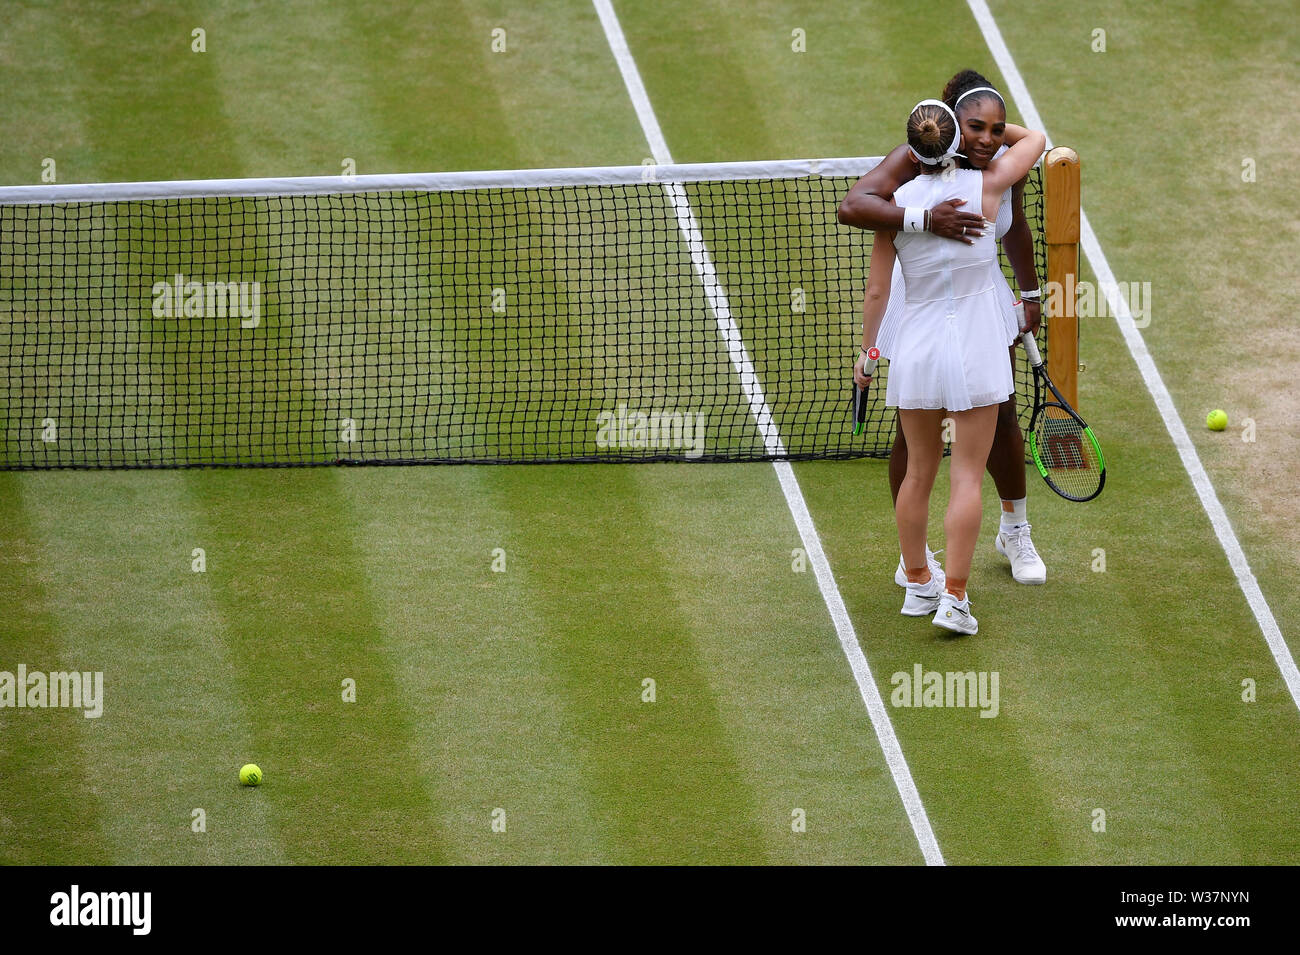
[851,347,879,435]
[1019,325,1106,502]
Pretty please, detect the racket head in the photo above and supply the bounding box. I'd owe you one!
[1027,401,1106,502]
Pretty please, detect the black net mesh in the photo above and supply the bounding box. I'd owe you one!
[0,167,1044,468]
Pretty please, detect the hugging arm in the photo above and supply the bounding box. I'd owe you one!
[838,144,985,243]
[982,124,1046,199]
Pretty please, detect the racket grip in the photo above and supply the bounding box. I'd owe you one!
[1019,327,1044,368]
[852,350,877,434]
[1014,304,1044,367]
[852,384,867,434]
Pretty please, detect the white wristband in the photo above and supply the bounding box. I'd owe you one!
[902,207,925,233]
[1020,287,1042,300]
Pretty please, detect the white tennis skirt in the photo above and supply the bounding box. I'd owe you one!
[884,287,1015,412]
[877,260,1019,361]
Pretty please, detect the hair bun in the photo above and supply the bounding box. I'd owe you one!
[907,103,956,161]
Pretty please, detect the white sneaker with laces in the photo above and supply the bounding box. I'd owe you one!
[895,547,945,589]
[995,522,1047,585]
[932,592,978,635]
[901,574,944,616]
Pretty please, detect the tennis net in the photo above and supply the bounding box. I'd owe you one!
[0,157,1046,469]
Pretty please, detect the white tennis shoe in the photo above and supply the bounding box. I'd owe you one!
[994,523,1047,585]
[901,574,944,616]
[895,547,945,589]
[932,592,978,635]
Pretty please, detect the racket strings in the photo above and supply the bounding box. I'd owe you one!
[1033,407,1103,499]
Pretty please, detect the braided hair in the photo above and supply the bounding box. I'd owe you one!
[943,69,1003,115]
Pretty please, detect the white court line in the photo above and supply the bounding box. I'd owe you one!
[592,0,945,865]
[967,0,1300,712]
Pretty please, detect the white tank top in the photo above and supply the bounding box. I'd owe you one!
[874,146,1018,360]
[892,169,996,305]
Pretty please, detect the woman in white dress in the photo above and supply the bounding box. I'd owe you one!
[853,101,1045,634]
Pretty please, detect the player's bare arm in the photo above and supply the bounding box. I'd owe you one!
[982,124,1046,212]
[854,231,896,389]
[1000,175,1042,335]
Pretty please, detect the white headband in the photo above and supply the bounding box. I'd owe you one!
[908,99,962,165]
[953,86,1005,110]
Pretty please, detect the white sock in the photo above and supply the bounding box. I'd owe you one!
[1000,498,1028,530]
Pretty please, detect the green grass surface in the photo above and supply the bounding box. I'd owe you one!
[1,0,1297,864]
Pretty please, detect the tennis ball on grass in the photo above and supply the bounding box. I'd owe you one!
[1206,409,1228,431]
[239,763,263,786]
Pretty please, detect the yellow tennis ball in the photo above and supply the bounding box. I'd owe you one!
[1206,409,1228,431]
[239,763,263,786]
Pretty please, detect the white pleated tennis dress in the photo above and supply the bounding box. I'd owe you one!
[881,167,1015,412]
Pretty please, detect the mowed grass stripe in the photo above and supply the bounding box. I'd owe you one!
[0,4,95,185]
[481,464,766,864]
[335,466,611,863]
[205,0,457,179]
[617,0,980,164]
[0,475,110,865]
[625,464,926,863]
[48,1,240,185]
[184,468,447,864]
[192,0,650,181]
[203,2,386,179]
[342,0,648,173]
[4,472,287,864]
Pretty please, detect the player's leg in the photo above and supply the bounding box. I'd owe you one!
[889,410,908,506]
[987,345,1046,583]
[943,404,998,593]
[933,403,998,634]
[896,409,946,615]
[891,410,944,588]
[985,381,1026,503]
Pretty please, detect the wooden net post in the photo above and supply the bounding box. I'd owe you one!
[1045,146,1080,408]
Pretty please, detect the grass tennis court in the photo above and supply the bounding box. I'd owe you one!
[2,0,1298,865]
